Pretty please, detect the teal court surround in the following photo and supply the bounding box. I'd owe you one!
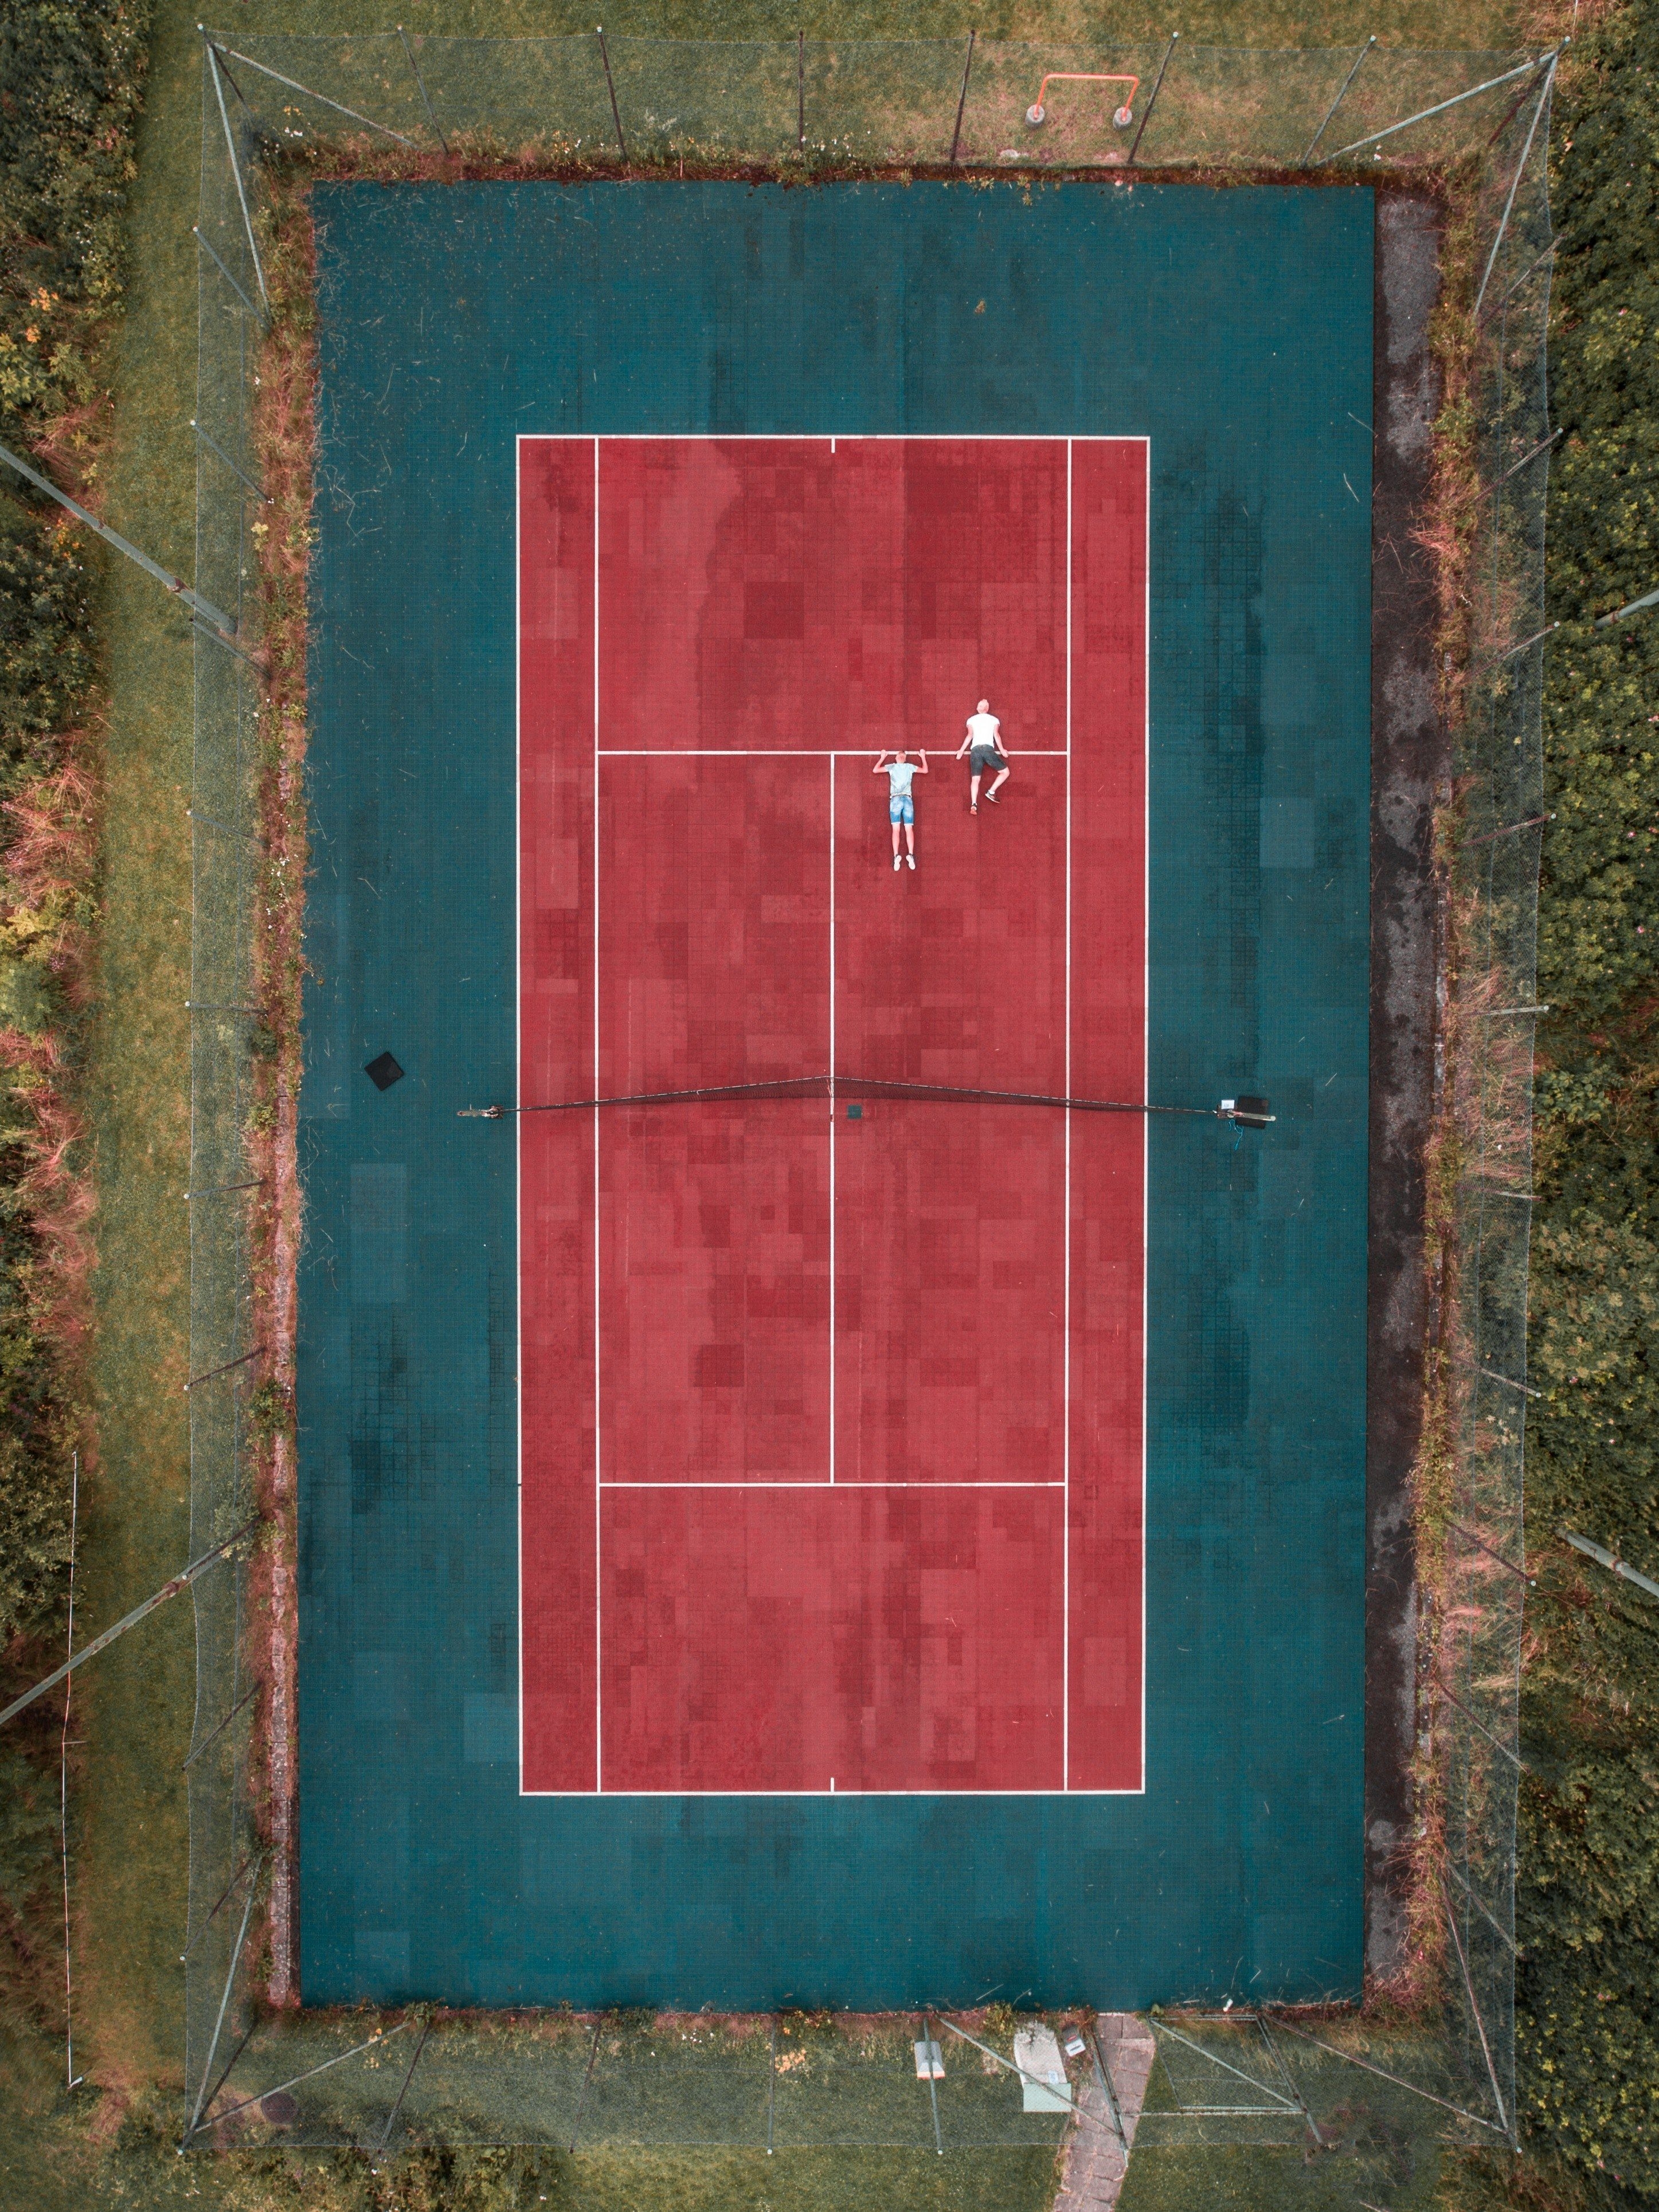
[298,179,1372,2009]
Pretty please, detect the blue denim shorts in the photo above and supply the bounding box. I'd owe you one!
[889,794,914,825]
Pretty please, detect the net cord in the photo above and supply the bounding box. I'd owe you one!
[459,1072,1225,1120]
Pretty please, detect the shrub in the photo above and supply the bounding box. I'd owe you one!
[1507,1,1659,2200]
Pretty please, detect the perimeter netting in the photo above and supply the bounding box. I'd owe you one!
[185,29,1550,2152]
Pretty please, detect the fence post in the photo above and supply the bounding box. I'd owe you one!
[1473,61,1556,317]
[1301,36,1375,166]
[192,224,267,327]
[202,31,269,310]
[1127,32,1178,166]
[949,30,975,166]
[181,1856,265,2143]
[190,418,271,504]
[596,28,628,163]
[397,25,449,155]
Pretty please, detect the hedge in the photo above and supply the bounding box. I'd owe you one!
[1512,0,1659,2199]
[0,0,148,1995]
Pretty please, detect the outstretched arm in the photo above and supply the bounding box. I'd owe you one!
[872,751,890,770]
[954,731,972,758]
[915,750,929,773]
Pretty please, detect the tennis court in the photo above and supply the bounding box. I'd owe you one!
[299,181,1372,2009]
[518,434,1146,1795]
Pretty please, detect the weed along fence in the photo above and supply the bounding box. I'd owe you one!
[180,32,1554,2154]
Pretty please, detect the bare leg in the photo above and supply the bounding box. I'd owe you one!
[970,771,982,812]
[892,822,901,857]
[986,765,1010,802]
[905,823,915,854]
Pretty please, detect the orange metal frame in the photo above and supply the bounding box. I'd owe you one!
[1026,71,1140,125]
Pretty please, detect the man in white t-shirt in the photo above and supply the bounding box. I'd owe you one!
[874,747,928,870]
[955,699,1011,812]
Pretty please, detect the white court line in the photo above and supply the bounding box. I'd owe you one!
[592,436,602,1792]
[1063,439,1073,1791]
[828,754,836,1487]
[597,749,1070,757]
[599,1482,1065,1490]
[514,445,525,1788]
[529,436,1156,1798]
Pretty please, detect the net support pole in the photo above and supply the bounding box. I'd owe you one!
[1300,36,1375,165]
[596,28,628,163]
[1126,32,1177,166]
[1473,61,1556,318]
[796,29,805,151]
[0,1521,257,1729]
[202,32,269,311]
[397,25,448,154]
[949,30,975,165]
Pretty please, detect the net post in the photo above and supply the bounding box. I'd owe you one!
[1300,36,1375,166]
[766,2014,777,2151]
[397,26,449,155]
[596,28,628,163]
[949,30,975,166]
[1126,32,1177,166]
[797,30,805,151]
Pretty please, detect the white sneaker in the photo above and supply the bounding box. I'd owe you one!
[894,853,902,870]
[906,854,915,869]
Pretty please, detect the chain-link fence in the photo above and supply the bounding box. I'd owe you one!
[185,30,1554,2156]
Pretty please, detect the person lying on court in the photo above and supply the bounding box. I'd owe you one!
[874,746,928,870]
[956,698,1011,812]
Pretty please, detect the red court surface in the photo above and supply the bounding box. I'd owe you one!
[518,437,1147,1794]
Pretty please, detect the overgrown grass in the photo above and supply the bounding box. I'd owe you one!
[30,0,1531,2207]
